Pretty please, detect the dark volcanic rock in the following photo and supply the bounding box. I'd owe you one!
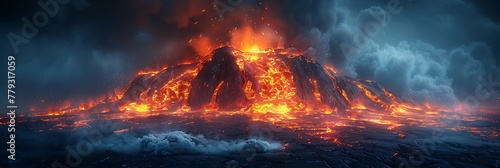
[188,47,249,110]
[117,63,198,108]
[118,74,155,104]
[285,56,349,110]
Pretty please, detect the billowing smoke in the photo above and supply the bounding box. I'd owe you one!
[251,0,500,108]
[325,1,500,108]
[94,131,281,155]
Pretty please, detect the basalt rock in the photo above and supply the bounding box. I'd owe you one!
[187,47,249,110]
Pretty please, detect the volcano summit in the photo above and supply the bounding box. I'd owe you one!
[110,46,422,115]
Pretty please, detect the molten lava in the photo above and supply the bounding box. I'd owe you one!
[109,46,421,116]
[33,45,430,118]
[28,46,498,144]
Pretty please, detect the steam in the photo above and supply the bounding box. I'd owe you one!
[95,131,281,155]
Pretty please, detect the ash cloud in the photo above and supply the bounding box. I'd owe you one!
[334,0,500,108]
[95,131,281,155]
[271,0,500,108]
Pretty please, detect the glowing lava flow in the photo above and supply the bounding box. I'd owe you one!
[27,46,498,145]
[37,46,433,124]
[235,50,302,116]
[34,45,429,118]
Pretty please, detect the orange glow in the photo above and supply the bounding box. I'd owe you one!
[189,34,217,59]
[29,21,494,147]
[230,25,282,53]
[236,50,304,116]
[355,82,381,104]
[124,103,150,112]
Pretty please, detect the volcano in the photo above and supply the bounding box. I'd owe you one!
[15,48,500,168]
[109,46,421,114]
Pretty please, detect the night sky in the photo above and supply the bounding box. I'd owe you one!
[0,0,499,112]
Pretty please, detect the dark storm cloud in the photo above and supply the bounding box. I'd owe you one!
[469,0,500,24]
[326,0,500,107]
